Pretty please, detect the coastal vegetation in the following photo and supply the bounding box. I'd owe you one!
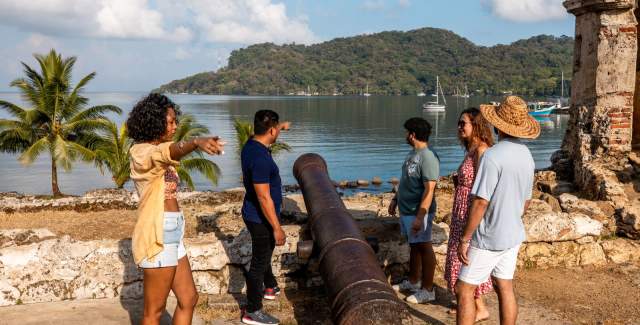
[93,121,131,189]
[157,28,573,96]
[172,114,221,190]
[0,50,121,197]
[0,50,222,195]
[233,119,292,155]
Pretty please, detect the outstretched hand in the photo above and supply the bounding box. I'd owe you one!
[278,121,291,131]
[195,137,225,155]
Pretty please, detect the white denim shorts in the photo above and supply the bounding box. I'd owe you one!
[458,244,521,285]
[138,212,186,268]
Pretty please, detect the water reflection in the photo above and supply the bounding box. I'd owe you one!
[0,93,568,195]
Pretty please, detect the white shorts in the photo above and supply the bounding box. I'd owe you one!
[458,244,521,286]
[138,212,186,268]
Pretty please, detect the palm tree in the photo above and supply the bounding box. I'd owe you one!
[93,121,131,188]
[172,114,221,190]
[0,49,121,197]
[233,119,291,155]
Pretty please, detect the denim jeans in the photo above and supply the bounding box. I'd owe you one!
[244,220,278,313]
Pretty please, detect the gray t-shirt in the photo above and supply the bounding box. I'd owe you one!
[397,146,439,216]
[471,138,534,250]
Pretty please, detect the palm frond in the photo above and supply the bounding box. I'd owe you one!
[176,168,195,191]
[233,119,254,153]
[178,156,221,189]
[67,105,120,124]
[0,100,28,119]
[270,142,292,155]
[173,114,209,141]
[18,137,50,165]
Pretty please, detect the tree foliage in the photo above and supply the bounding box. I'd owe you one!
[0,49,122,196]
[157,28,573,97]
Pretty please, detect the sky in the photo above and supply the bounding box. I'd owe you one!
[0,0,574,92]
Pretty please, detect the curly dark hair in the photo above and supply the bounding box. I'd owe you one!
[126,93,181,142]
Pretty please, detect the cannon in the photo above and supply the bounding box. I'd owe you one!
[293,153,412,325]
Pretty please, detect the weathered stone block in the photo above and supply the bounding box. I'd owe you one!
[524,211,603,242]
[601,238,640,263]
[578,242,607,265]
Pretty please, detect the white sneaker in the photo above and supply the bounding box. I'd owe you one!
[392,280,421,292]
[406,288,436,304]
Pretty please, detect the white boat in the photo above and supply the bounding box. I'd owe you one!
[363,84,371,97]
[417,91,426,97]
[423,76,446,112]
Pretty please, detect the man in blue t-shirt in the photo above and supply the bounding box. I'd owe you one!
[240,109,290,325]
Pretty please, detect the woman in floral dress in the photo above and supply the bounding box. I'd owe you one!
[445,107,494,321]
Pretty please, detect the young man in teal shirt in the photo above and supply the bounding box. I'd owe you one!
[389,117,440,304]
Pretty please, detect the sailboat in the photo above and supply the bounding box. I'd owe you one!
[423,76,446,112]
[460,84,470,98]
[363,83,371,97]
[559,71,569,110]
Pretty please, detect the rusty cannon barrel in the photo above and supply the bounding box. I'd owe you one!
[293,153,412,325]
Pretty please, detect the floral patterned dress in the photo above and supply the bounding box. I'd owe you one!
[445,149,493,298]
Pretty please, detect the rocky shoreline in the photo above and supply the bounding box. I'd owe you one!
[0,171,638,307]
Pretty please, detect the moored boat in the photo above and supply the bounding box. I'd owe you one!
[528,101,558,117]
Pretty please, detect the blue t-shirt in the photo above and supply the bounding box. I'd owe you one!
[241,139,283,224]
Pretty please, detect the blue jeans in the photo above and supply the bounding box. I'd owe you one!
[400,213,435,244]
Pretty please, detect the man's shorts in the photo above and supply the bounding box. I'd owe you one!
[399,212,435,244]
[458,244,521,285]
[139,212,186,268]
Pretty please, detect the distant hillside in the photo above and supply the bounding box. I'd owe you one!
[157,27,573,96]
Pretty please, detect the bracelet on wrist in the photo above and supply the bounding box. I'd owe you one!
[460,238,471,245]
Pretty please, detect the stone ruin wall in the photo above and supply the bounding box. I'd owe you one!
[555,0,638,201]
[1,190,639,307]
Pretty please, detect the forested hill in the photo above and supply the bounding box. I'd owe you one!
[156,27,573,96]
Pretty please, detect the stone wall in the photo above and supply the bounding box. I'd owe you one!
[557,0,640,202]
[1,191,639,307]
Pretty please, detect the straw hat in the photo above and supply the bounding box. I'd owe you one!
[479,96,540,139]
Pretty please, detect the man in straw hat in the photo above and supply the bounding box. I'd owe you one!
[455,96,539,325]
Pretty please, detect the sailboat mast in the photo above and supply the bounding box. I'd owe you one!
[440,77,447,105]
[561,71,565,98]
[436,76,440,104]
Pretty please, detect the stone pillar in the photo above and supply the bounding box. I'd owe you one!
[635,3,640,148]
[554,0,637,198]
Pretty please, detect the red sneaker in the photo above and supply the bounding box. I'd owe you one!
[263,287,281,300]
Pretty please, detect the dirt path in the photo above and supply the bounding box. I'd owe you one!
[195,264,639,324]
[1,264,637,324]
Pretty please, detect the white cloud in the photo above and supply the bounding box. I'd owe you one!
[362,0,386,11]
[184,0,318,44]
[0,0,192,42]
[398,0,411,8]
[0,0,317,45]
[485,0,568,22]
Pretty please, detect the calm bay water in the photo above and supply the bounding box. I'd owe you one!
[0,92,568,195]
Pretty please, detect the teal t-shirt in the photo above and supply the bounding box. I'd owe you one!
[397,146,440,216]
